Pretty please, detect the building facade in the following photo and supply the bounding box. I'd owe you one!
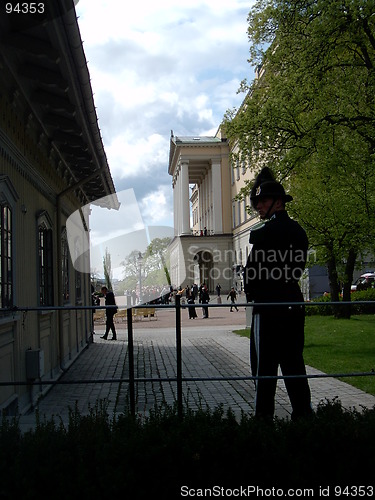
[0,1,117,414]
[168,130,259,294]
[168,127,330,297]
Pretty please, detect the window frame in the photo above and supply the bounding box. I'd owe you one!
[0,176,18,309]
[37,212,54,307]
[61,227,70,304]
[0,204,13,308]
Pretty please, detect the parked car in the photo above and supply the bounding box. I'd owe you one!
[351,272,375,292]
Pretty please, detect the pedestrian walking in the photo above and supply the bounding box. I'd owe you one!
[100,286,118,340]
[227,287,239,312]
[243,167,313,421]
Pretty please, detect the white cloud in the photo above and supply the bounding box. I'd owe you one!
[106,133,169,180]
[76,0,254,231]
[140,185,173,225]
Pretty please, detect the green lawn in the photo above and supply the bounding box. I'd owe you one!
[234,315,375,395]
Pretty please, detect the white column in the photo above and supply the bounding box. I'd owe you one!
[207,170,211,232]
[200,178,204,230]
[176,172,181,235]
[211,159,223,234]
[180,160,190,235]
[202,177,207,229]
[173,176,178,236]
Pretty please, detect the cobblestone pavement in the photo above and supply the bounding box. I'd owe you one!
[19,301,375,430]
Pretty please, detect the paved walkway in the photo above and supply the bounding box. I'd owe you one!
[19,300,375,430]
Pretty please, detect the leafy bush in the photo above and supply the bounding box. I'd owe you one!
[306,294,333,316]
[351,288,375,314]
[306,289,375,316]
[1,400,375,498]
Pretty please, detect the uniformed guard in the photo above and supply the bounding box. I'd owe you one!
[244,167,313,420]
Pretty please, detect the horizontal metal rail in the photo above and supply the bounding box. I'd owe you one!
[1,371,375,387]
[1,300,375,312]
[1,298,374,418]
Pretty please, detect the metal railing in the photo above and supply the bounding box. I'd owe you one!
[1,298,375,418]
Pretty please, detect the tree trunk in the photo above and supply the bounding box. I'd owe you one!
[326,255,341,318]
[340,248,357,319]
[159,252,171,286]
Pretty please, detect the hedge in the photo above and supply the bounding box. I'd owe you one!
[0,400,375,498]
[306,289,375,316]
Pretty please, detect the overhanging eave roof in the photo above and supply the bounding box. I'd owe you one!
[0,0,119,210]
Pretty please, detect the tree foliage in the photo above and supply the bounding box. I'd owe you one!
[143,237,172,286]
[223,0,375,316]
[103,247,112,290]
[119,237,172,292]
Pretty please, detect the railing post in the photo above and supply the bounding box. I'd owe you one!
[175,294,183,419]
[127,305,135,418]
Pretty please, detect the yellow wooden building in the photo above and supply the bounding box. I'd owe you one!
[0,1,117,414]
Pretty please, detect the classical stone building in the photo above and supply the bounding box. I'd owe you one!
[168,130,259,293]
[0,1,117,414]
[168,125,331,298]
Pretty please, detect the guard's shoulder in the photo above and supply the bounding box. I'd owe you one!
[249,222,266,244]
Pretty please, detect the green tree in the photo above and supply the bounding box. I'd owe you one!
[144,237,172,287]
[103,247,112,290]
[120,250,143,292]
[119,238,172,296]
[289,144,375,316]
[223,0,375,317]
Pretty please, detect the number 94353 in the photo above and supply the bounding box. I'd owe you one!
[5,3,45,14]
[335,486,374,497]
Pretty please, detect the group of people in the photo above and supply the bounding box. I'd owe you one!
[178,283,242,319]
[123,286,172,306]
[94,168,313,420]
[179,283,210,319]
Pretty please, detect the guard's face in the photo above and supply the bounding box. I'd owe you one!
[254,197,276,219]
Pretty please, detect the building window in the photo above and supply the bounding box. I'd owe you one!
[61,228,70,303]
[0,205,13,307]
[74,237,82,304]
[75,271,82,305]
[0,176,18,309]
[38,214,53,306]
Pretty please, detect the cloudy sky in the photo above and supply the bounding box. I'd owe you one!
[72,1,256,278]
[75,0,254,228]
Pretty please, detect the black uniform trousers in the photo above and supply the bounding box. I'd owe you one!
[104,311,117,339]
[250,305,312,420]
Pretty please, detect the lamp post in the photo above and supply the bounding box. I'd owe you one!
[137,251,143,304]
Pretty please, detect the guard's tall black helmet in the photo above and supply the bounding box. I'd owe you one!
[250,167,293,209]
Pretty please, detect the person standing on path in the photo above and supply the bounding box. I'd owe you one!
[100,286,118,340]
[187,294,198,319]
[199,283,210,318]
[243,167,313,421]
[227,287,239,312]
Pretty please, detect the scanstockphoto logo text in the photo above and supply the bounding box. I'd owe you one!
[180,484,322,497]
[186,244,316,282]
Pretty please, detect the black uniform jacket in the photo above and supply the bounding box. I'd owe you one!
[105,291,117,316]
[243,210,308,307]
